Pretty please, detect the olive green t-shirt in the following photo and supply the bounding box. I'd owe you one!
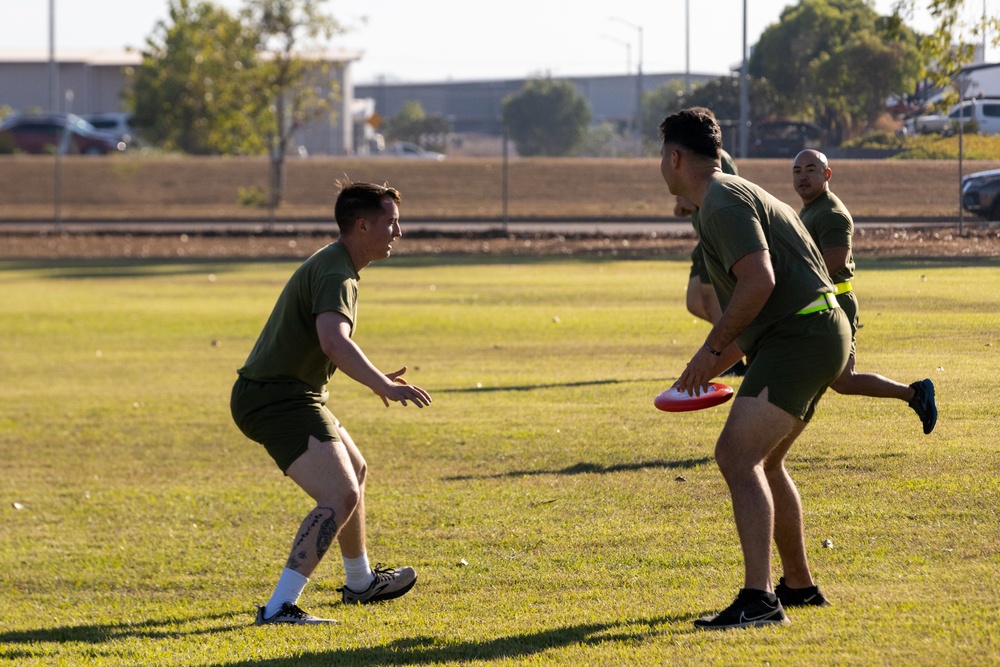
[799,189,856,285]
[695,173,835,354]
[690,149,738,230]
[238,241,359,392]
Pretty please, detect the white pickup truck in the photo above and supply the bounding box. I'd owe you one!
[906,98,1000,135]
[381,141,446,160]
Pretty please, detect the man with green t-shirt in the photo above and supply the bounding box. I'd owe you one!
[792,149,937,434]
[678,149,738,324]
[658,108,851,630]
[231,181,432,625]
[676,148,746,376]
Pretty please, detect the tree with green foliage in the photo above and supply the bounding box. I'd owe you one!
[642,76,784,147]
[128,0,341,207]
[749,0,923,143]
[501,78,591,157]
[381,101,452,152]
[891,0,1000,107]
[240,0,341,208]
[127,0,262,155]
[641,80,686,145]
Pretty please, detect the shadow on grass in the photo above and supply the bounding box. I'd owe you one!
[207,615,683,667]
[1,256,248,280]
[444,457,712,481]
[437,377,664,394]
[0,610,246,648]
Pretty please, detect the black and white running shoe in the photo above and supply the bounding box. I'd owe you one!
[254,602,337,625]
[694,588,790,630]
[337,563,417,605]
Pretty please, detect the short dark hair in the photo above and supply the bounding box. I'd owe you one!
[334,180,402,234]
[658,107,722,160]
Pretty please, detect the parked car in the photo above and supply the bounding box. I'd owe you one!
[383,140,445,160]
[905,98,1000,135]
[748,120,822,158]
[0,114,125,155]
[81,112,141,148]
[961,168,1000,220]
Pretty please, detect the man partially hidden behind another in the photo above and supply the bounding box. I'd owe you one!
[231,181,432,625]
[659,108,851,630]
[792,149,937,434]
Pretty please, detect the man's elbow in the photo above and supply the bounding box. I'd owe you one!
[758,273,776,297]
[320,338,347,364]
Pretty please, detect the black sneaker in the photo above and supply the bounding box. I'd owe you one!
[694,588,789,630]
[908,378,937,434]
[254,602,337,625]
[775,577,831,607]
[337,563,417,604]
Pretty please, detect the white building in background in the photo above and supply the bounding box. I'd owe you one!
[0,49,363,155]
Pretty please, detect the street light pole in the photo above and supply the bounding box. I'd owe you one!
[601,35,632,75]
[49,0,58,112]
[611,17,644,157]
[636,25,644,156]
[738,0,750,158]
[685,0,691,95]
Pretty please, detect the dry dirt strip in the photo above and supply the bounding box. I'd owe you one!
[0,226,997,260]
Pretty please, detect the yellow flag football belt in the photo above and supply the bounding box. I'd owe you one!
[796,292,840,315]
[834,281,853,295]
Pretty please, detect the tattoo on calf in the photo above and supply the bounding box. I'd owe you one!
[287,506,338,567]
[316,509,338,559]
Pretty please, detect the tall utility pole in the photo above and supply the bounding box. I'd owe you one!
[636,25,644,157]
[685,0,691,94]
[611,17,644,157]
[49,0,58,112]
[738,0,750,158]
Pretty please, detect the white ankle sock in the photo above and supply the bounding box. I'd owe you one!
[264,568,309,617]
[343,553,375,591]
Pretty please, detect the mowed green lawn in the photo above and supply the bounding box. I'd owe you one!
[1,253,997,667]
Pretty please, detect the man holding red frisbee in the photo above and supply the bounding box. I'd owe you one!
[792,149,937,434]
[658,108,851,630]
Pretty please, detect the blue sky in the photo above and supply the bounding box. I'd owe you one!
[1,0,995,84]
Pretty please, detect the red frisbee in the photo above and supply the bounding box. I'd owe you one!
[654,382,734,412]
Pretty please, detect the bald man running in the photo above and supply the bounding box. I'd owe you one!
[792,149,937,435]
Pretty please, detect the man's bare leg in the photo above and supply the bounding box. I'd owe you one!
[714,390,805,592]
[332,424,367,560]
[830,355,912,400]
[284,435,363,576]
[763,421,812,588]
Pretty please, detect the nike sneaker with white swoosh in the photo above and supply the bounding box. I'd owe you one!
[254,602,338,625]
[337,563,417,604]
[775,577,832,607]
[908,378,937,435]
[694,588,790,630]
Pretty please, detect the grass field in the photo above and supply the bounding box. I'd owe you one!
[1,253,998,666]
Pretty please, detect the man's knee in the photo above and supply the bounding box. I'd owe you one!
[713,436,752,480]
[317,480,361,517]
[762,455,786,478]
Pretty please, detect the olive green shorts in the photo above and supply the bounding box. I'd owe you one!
[739,308,851,422]
[690,242,711,284]
[836,290,859,358]
[230,375,341,474]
